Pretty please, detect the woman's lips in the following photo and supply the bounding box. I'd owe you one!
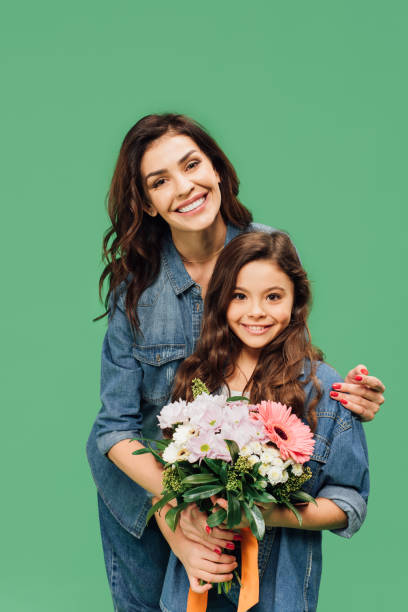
[176,193,207,214]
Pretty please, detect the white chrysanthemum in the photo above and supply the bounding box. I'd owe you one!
[281,470,289,483]
[261,448,284,465]
[248,441,262,454]
[173,424,196,446]
[248,454,260,466]
[259,463,270,477]
[292,463,303,476]
[239,445,251,457]
[267,465,284,485]
[162,442,181,464]
[282,459,294,470]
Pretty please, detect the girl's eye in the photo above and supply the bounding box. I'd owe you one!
[232,292,246,301]
[267,293,280,301]
[152,178,165,189]
[186,160,200,171]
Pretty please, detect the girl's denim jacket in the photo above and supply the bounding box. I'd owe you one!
[87,222,369,611]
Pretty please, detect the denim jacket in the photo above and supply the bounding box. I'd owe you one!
[86,222,274,536]
[160,362,369,612]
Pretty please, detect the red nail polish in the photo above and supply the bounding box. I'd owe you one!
[205,525,211,534]
[340,399,348,405]
[233,534,242,541]
[355,375,363,381]
[332,384,341,390]
[330,391,339,397]
[225,542,235,550]
[361,368,369,375]
[214,547,222,555]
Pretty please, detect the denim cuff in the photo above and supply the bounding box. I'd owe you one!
[96,429,144,456]
[318,484,367,539]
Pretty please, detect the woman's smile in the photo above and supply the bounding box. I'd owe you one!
[175,192,208,214]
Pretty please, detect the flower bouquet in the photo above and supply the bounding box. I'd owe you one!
[134,379,316,542]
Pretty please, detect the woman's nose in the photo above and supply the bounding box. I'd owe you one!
[174,173,193,197]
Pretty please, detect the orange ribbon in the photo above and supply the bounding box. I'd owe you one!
[187,528,259,612]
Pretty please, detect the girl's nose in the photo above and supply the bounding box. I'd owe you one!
[248,301,266,317]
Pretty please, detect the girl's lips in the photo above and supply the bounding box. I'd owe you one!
[176,193,207,215]
[240,324,272,335]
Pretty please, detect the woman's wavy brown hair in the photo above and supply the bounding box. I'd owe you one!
[172,232,323,429]
[97,113,252,331]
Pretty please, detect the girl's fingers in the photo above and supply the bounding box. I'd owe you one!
[344,365,386,393]
[189,576,212,594]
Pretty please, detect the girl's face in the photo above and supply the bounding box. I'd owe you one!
[140,133,221,234]
[226,259,294,355]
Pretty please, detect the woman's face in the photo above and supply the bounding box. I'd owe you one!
[140,133,221,234]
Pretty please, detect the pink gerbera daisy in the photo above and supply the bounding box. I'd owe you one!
[251,401,315,464]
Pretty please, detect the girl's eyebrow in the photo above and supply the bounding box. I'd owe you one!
[145,149,198,181]
[234,285,285,292]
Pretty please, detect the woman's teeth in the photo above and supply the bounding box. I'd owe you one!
[178,196,205,213]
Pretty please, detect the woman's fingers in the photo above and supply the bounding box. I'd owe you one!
[329,384,382,422]
[344,364,386,392]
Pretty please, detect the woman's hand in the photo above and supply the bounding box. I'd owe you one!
[210,497,250,530]
[179,503,241,552]
[332,364,385,422]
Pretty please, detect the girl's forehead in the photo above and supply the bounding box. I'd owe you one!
[235,259,293,288]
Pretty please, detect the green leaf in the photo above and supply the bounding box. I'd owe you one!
[227,492,242,528]
[145,491,177,525]
[219,462,228,485]
[154,439,172,450]
[164,502,189,531]
[225,440,239,462]
[242,501,265,540]
[181,473,219,485]
[182,484,224,502]
[132,448,152,455]
[227,395,250,402]
[206,508,227,527]
[203,458,222,475]
[285,501,303,525]
[290,491,317,506]
[247,485,277,504]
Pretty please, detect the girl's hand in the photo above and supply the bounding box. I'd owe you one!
[179,503,240,551]
[172,529,238,592]
[332,364,385,422]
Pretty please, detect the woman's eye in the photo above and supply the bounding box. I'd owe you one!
[152,178,165,189]
[232,292,246,301]
[267,293,280,301]
[186,160,200,171]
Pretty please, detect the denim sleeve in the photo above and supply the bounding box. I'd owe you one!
[95,296,144,456]
[317,418,369,539]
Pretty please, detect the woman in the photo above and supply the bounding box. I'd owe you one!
[86,113,384,611]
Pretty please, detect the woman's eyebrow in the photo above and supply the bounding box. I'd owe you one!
[145,149,198,181]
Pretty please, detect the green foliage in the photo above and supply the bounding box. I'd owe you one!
[273,467,312,504]
[162,466,185,494]
[191,378,210,399]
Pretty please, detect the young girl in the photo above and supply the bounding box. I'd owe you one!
[159,231,369,612]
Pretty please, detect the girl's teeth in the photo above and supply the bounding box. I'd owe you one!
[178,196,205,213]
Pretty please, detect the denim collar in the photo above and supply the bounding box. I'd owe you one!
[161,222,243,295]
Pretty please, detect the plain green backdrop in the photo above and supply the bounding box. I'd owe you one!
[1,1,406,610]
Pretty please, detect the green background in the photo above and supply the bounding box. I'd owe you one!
[1,1,406,610]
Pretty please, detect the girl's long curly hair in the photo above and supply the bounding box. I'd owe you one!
[97,113,252,332]
[172,232,323,429]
